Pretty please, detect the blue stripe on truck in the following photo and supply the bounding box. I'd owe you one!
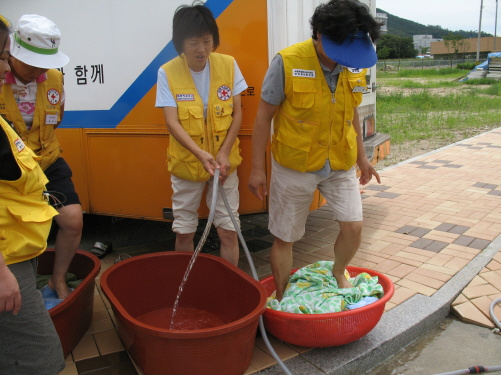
[60,0,234,128]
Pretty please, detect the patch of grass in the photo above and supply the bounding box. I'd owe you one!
[464,78,498,85]
[377,68,464,79]
[377,88,501,145]
[477,81,501,96]
[375,67,500,154]
[376,110,500,144]
[378,79,460,89]
[377,91,500,112]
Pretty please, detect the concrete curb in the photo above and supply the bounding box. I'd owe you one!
[258,234,501,375]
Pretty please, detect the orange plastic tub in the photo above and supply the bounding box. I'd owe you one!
[37,249,101,357]
[100,252,267,375]
[260,266,395,347]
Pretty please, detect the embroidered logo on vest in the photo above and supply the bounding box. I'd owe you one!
[47,89,60,105]
[217,85,231,101]
[176,94,195,101]
[292,69,316,78]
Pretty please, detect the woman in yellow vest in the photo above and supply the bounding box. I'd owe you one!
[156,3,247,266]
[0,15,82,299]
[249,0,382,300]
[0,16,65,374]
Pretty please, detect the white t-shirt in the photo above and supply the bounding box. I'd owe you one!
[155,59,247,116]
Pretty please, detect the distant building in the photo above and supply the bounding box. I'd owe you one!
[413,35,443,54]
[376,12,388,34]
[431,37,501,59]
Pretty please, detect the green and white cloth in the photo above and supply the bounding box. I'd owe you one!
[267,261,384,314]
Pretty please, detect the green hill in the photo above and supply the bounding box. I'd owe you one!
[377,8,492,39]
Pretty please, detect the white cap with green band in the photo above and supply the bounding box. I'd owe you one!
[11,14,69,69]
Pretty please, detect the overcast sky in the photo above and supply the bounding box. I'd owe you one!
[376,0,500,35]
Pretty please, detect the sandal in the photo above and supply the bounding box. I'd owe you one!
[89,241,113,259]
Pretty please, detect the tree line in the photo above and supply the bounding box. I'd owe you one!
[376,33,474,60]
[376,8,491,60]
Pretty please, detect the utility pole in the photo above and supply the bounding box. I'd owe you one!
[495,0,499,50]
[477,0,484,62]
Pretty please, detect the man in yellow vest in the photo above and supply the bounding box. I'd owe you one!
[156,4,247,266]
[0,15,82,299]
[249,0,382,300]
[0,16,65,374]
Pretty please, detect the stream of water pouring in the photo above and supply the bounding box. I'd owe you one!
[170,170,220,330]
[168,171,294,375]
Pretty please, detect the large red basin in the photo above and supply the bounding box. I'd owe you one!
[260,266,395,347]
[37,249,101,358]
[100,252,267,375]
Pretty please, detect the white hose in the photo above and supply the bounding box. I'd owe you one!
[218,179,294,375]
[429,365,501,375]
[425,296,501,375]
[175,170,292,374]
[489,298,501,330]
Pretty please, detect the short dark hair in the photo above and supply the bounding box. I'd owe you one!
[0,15,11,56]
[172,2,220,55]
[310,0,382,43]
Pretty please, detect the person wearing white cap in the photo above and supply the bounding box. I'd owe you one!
[0,14,82,300]
[249,0,382,301]
[0,15,65,375]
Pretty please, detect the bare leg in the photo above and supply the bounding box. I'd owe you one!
[332,220,363,289]
[175,232,195,252]
[217,228,239,266]
[270,237,293,301]
[48,204,83,299]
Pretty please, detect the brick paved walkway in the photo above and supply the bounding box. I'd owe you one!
[58,129,501,375]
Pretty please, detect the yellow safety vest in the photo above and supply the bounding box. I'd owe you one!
[162,53,242,182]
[0,69,64,171]
[0,117,58,266]
[272,39,367,172]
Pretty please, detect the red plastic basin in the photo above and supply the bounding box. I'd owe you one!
[37,249,101,357]
[260,266,395,347]
[100,252,267,375]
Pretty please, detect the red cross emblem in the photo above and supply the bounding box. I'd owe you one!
[217,85,231,101]
[47,89,61,105]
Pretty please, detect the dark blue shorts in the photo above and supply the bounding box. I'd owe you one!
[44,157,81,208]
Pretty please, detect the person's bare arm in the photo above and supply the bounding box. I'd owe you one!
[0,252,21,314]
[216,94,243,183]
[353,109,380,185]
[248,99,279,200]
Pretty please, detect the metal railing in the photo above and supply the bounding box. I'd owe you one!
[376,59,478,70]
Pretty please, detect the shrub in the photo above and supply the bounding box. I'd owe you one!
[457,62,477,70]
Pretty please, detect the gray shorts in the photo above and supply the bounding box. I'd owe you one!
[269,159,363,242]
[0,258,65,375]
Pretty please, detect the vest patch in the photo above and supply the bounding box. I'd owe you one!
[292,69,316,78]
[347,67,363,74]
[47,88,61,105]
[352,86,368,93]
[176,94,195,101]
[14,138,25,152]
[217,85,231,101]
